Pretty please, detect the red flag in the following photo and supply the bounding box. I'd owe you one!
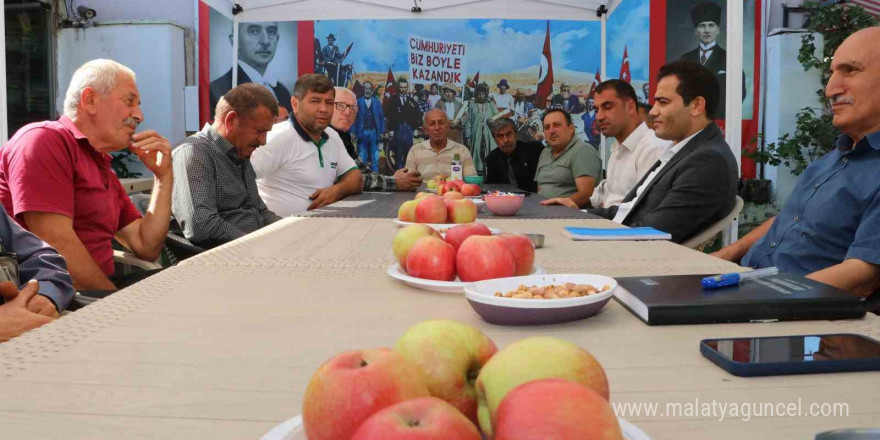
[468,72,481,88]
[383,67,397,112]
[587,71,602,100]
[535,21,554,109]
[619,45,631,83]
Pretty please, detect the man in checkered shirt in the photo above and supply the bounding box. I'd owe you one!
[171,84,282,248]
[328,87,422,192]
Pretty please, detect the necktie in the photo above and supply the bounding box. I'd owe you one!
[700,49,708,65]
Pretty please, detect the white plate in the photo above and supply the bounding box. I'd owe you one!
[262,414,652,440]
[393,219,499,234]
[387,263,546,293]
[464,274,617,309]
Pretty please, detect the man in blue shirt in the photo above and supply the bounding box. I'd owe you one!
[713,27,880,298]
[1,208,74,341]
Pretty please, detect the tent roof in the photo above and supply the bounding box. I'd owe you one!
[205,0,616,21]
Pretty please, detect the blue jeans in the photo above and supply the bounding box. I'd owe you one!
[358,129,379,172]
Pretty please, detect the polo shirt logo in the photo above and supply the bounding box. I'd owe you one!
[330,161,338,169]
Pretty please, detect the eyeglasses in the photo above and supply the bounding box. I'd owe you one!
[334,102,359,113]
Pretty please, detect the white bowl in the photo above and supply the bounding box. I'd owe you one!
[387,263,546,293]
[464,274,617,325]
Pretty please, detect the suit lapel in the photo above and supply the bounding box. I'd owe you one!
[622,124,721,220]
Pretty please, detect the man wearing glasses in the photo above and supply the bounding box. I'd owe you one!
[251,74,363,216]
[329,87,422,192]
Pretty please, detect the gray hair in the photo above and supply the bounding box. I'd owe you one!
[423,108,448,125]
[489,117,515,135]
[63,59,136,118]
[334,87,356,102]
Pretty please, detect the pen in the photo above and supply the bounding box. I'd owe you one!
[701,267,779,289]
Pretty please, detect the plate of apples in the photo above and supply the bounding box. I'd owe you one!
[261,320,652,440]
[389,223,542,293]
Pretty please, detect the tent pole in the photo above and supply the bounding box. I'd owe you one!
[232,13,240,88]
[723,0,744,245]
[599,8,607,173]
[1,2,8,142]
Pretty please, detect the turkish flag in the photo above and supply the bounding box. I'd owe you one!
[587,71,602,100]
[619,46,631,83]
[382,67,396,112]
[535,21,554,109]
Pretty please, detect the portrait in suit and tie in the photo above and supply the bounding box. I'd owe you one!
[665,0,755,119]
[208,11,297,119]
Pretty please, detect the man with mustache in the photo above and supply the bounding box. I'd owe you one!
[210,22,293,118]
[352,81,384,172]
[171,84,281,249]
[535,109,601,207]
[434,82,464,144]
[251,74,363,216]
[713,27,880,299]
[485,118,543,192]
[0,59,174,293]
[461,83,498,174]
[588,60,738,244]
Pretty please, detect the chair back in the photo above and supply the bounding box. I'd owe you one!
[682,196,745,249]
[127,194,204,264]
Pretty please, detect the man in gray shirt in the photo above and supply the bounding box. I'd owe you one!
[172,84,282,249]
[1,208,73,341]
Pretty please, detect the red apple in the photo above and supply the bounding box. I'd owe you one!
[475,337,610,437]
[406,236,456,281]
[447,199,477,224]
[415,195,448,223]
[451,179,465,188]
[498,233,535,276]
[444,223,492,251]
[456,235,515,282]
[303,348,430,440]
[460,184,481,197]
[398,200,418,222]
[415,192,434,200]
[440,181,461,195]
[351,397,482,440]
[443,191,464,200]
[494,379,622,440]
[393,224,441,267]
[394,320,498,425]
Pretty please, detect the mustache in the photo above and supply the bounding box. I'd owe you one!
[830,95,854,105]
[123,117,140,129]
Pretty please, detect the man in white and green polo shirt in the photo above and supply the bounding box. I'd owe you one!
[535,109,601,208]
[252,74,363,216]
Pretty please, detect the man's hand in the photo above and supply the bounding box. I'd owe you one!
[541,197,580,209]
[308,186,344,210]
[130,130,173,180]
[0,280,55,342]
[393,168,422,191]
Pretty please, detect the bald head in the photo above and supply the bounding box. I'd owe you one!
[825,26,880,143]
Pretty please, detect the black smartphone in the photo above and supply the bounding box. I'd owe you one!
[700,334,880,377]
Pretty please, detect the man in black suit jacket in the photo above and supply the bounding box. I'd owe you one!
[485,118,543,192]
[590,60,738,244]
[679,1,745,119]
[209,22,293,119]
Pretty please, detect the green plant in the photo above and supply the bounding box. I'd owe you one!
[749,1,877,176]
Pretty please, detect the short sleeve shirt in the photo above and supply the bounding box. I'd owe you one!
[535,137,601,199]
[251,116,358,217]
[0,116,142,276]
[742,131,880,275]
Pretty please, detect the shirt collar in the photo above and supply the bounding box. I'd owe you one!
[700,42,717,51]
[201,123,243,162]
[618,122,649,152]
[422,139,452,153]
[835,130,880,152]
[290,113,329,145]
[59,115,109,159]
[238,61,278,88]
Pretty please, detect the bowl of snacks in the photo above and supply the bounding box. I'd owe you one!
[463,274,616,325]
[483,191,525,216]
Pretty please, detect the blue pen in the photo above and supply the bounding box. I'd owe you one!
[701,267,779,289]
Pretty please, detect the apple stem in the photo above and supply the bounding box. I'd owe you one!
[359,359,368,367]
[407,419,420,427]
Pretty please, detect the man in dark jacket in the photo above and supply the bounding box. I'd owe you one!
[485,118,544,192]
[589,60,738,244]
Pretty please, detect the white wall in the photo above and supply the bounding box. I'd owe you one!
[73,0,196,29]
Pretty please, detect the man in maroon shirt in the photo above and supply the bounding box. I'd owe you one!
[0,59,172,295]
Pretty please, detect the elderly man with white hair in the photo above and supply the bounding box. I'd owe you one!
[0,59,173,294]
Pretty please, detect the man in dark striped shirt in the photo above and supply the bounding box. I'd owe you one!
[329,87,422,192]
[172,84,282,248]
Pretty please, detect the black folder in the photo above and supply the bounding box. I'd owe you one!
[614,273,867,325]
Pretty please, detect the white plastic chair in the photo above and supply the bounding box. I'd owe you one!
[682,196,744,249]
